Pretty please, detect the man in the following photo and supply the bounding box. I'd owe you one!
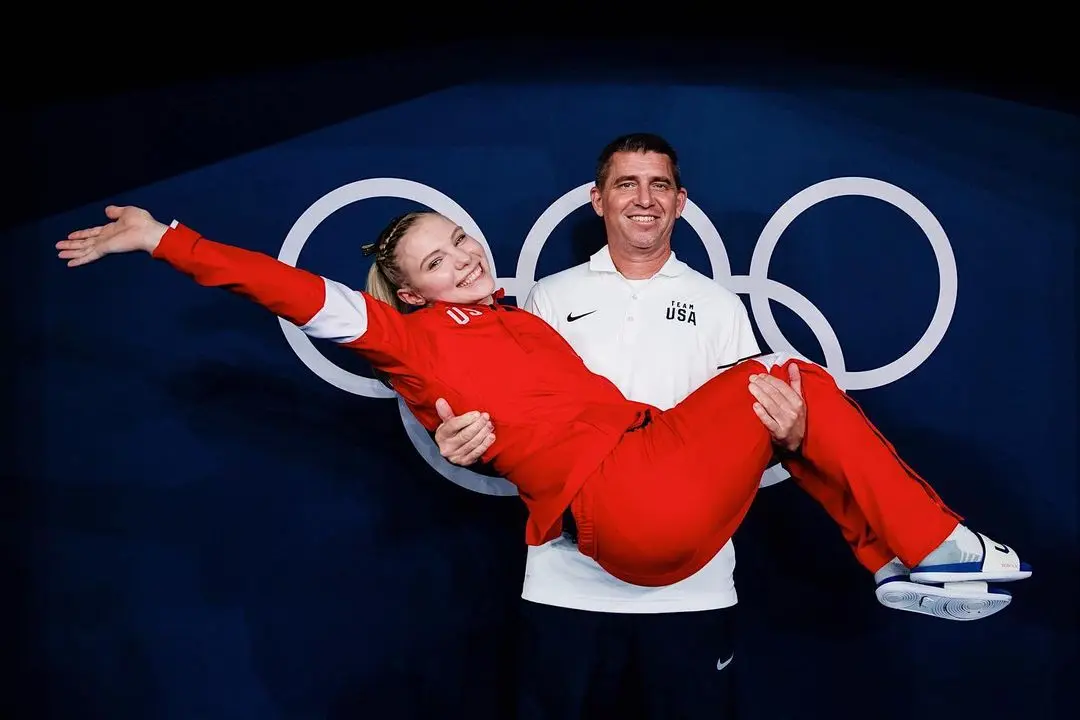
[432,134,997,719]
[429,133,797,718]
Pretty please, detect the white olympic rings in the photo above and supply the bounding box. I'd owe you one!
[277,176,957,496]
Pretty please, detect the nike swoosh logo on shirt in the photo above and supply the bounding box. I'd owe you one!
[566,310,597,322]
[716,653,735,672]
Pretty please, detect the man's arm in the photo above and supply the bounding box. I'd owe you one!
[712,294,805,455]
[431,398,497,471]
[712,296,762,374]
[521,279,556,324]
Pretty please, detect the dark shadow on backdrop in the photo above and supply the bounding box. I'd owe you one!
[12,34,1072,236]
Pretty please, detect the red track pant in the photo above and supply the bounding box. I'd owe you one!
[570,354,963,587]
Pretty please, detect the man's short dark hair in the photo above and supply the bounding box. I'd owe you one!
[595,133,681,190]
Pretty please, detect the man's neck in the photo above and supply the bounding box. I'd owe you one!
[609,244,671,279]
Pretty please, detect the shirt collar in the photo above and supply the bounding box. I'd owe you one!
[588,245,688,278]
[427,286,508,310]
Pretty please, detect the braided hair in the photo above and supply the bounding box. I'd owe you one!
[362,210,435,313]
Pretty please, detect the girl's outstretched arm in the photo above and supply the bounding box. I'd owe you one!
[58,205,418,368]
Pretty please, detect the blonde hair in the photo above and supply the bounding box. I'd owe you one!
[361,210,436,314]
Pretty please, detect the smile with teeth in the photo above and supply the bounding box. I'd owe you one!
[628,215,658,223]
[458,265,485,287]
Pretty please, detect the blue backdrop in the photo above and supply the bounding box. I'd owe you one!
[9,69,1078,719]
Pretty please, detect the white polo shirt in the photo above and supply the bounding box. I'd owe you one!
[519,245,761,613]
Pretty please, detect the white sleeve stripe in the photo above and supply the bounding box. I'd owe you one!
[299,278,369,343]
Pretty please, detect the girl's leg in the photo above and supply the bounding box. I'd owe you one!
[777,456,898,574]
[760,355,961,569]
[582,353,943,585]
[579,353,1028,588]
[759,353,1028,583]
[581,360,774,587]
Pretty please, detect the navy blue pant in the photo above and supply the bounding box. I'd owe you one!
[515,599,738,719]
